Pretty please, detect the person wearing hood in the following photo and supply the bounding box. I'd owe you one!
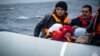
[34,1,70,38]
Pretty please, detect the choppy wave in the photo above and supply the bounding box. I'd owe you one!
[18,16,29,19]
[4,7,14,11]
[18,15,43,19]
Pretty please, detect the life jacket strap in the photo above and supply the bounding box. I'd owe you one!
[52,14,70,24]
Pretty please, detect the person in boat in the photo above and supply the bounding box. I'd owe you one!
[51,24,75,42]
[87,8,100,46]
[34,1,70,38]
[75,8,100,44]
[71,5,94,28]
[71,5,94,44]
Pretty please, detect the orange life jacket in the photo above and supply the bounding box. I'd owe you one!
[52,14,70,24]
[78,16,94,28]
[45,14,70,38]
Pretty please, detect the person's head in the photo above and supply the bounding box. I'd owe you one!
[54,1,67,17]
[82,5,92,19]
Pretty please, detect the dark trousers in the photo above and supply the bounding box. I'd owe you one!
[90,34,100,46]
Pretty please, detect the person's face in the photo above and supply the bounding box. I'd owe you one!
[82,7,92,19]
[55,7,66,17]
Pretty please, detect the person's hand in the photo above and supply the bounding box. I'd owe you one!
[64,32,72,42]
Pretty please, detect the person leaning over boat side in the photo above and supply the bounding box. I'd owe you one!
[34,1,70,38]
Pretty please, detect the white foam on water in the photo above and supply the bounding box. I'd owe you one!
[18,16,29,19]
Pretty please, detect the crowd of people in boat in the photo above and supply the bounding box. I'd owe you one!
[34,1,100,46]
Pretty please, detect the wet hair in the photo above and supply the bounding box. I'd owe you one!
[83,5,92,13]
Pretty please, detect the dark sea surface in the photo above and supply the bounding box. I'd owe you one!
[0,0,99,36]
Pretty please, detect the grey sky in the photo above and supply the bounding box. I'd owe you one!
[0,0,60,4]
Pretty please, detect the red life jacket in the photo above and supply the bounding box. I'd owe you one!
[52,30,64,41]
[78,16,94,28]
[52,25,74,42]
[59,25,74,36]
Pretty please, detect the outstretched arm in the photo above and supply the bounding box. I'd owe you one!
[34,15,50,37]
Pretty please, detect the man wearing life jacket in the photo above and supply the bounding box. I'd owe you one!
[87,8,100,46]
[34,1,70,38]
[70,5,94,44]
[71,5,94,28]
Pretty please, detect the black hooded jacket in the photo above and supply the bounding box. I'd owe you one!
[34,14,69,37]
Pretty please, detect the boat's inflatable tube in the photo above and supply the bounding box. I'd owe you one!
[0,31,100,56]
